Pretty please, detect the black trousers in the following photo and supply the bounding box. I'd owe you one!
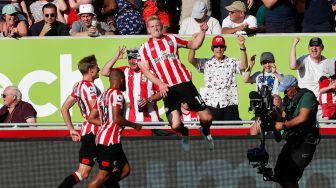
[208,104,241,121]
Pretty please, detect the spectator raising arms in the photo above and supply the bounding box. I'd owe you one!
[222,1,257,35]
[0,4,28,37]
[179,0,221,35]
[244,52,283,94]
[30,3,69,36]
[188,35,247,121]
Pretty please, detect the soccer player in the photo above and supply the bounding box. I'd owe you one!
[101,46,162,122]
[137,15,214,150]
[58,55,101,188]
[87,68,142,188]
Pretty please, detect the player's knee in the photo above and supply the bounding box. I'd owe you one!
[200,114,212,125]
[171,122,182,131]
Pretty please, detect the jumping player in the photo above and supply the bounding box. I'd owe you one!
[137,15,214,150]
[87,68,142,188]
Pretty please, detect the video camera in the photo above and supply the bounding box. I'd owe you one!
[247,84,276,181]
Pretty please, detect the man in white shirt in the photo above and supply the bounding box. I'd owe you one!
[179,0,221,35]
[222,1,257,35]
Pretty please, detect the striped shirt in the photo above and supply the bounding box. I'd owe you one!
[319,78,336,104]
[71,80,101,136]
[138,34,191,86]
[120,66,160,122]
[95,88,124,146]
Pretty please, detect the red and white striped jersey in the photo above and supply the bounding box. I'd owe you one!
[138,34,191,86]
[71,80,101,136]
[319,78,336,104]
[120,66,160,122]
[95,88,124,146]
[181,111,199,123]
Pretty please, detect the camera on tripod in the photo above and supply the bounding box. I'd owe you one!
[247,84,276,181]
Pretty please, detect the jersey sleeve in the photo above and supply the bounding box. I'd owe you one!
[23,103,37,120]
[319,78,330,89]
[173,35,189,48]
[112,90,124,109]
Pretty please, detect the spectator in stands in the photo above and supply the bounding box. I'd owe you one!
[262,0,296,33]
[30,0,67,24]
[143,0,170,33]
[255,4,266,32]
[222,1,257,35]
[0,0,33,26]
[179,0,221,35]
[179,0,211,25]
[318,60,336,120]
[0,4,28,37]
[188,35,247,121]
[180,102,199,125]
[30,3,69,36]
[290,37,330,120]
[244,52,283,94]
[301,0,336,32]
[70,4,114,36]
[108,0,144,35]
[0,86,37,124]
[101,46,162,122]
[219,0,255,22]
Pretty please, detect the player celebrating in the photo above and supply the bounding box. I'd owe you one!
[87,68,142,188]
[58,55,101,187]
[101,46,162,122]
[137,15,214,150]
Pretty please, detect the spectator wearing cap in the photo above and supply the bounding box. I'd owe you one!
[262,0,296,33]
[179,0,211,25]
[101,46,162,122]
[301,0,336,32]
[70,4,114,36]
[244,52,283,94]
[0,4,28,37]
[0,0,33,26]
[290,37,333,120]
[222,1,257,35]
[30,3,69,36]
[29,0,67,24]
[188,35,247,121]
[179,0,221,35]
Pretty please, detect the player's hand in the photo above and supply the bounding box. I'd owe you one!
[134,124,142,131]
[70,129,81,141]
[138,98,148,107]
[158,82,169,98]
[292,37,300,46]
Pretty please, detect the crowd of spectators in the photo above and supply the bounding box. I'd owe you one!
[0,0,335,37]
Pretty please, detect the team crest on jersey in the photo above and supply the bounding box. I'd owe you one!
[167,41,173,46]
[117,95,123,102]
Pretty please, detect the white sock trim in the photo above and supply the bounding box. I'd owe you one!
[75,171,83,181]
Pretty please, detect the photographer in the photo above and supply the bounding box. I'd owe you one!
[274,75,319,188]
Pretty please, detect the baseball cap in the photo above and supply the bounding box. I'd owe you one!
[127,48,138,59]
[212,35,226,46]
[309,37,323,46]
[2,4,18,15]
[225,1,246,12]
[260,52,275,63]
[78,4,96,16]
[278,75,298,92]
[191,1,208,19]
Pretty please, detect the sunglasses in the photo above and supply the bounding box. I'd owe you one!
[44,13,55,18]
[213,45,225,49]
[309,44,321,47]
[128,56,136,60]
[1,93,7,98]
[261,60,273,65]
